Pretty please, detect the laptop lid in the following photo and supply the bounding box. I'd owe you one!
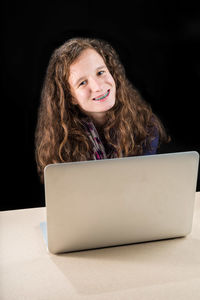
[44,151,199,254]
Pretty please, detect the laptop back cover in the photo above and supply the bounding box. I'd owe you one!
[44,151,199,254]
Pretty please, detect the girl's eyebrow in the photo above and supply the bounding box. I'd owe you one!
[96,64,106,71]
[74,65,106,87]
[75,76,86,87]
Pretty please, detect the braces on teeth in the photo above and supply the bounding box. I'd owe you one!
[94,90,109,101]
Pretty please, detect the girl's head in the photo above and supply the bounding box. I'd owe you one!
[35,37,169,182]
[68,47,116,125]
[43,37,130,123]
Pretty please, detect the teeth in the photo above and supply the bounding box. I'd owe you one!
[94,90,109,101]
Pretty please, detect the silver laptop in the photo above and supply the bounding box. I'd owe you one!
[43,151,199,254]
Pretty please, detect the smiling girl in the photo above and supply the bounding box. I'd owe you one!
[35,37,169,182]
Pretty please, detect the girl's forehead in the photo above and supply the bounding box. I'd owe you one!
[69,49,106,85]
[71,48,105,69]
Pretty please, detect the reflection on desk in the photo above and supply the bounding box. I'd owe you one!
[0,193,200,300]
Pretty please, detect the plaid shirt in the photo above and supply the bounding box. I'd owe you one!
[82,118,159,160]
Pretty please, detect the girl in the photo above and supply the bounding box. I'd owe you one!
[35,37,169,182]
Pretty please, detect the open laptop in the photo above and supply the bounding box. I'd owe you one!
[43,151,199,254]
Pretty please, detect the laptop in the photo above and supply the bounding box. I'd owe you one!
[43,151,199,254]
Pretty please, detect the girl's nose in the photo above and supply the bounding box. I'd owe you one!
[89,77,102,92]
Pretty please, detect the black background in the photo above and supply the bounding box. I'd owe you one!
[2,1,200,210]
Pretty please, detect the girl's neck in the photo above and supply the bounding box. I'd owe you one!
[91,113,106,128]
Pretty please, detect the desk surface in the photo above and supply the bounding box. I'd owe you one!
[1,193,200,300]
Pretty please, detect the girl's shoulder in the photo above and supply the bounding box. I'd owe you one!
[143,126,159,155]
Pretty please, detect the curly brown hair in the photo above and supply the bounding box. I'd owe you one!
[35,37,169,182]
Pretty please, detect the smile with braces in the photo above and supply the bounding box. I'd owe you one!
[93,89,110,101]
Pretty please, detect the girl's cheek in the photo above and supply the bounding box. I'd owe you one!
[80,89,90,99]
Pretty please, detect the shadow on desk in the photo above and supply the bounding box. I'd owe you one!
[50,237,200,295]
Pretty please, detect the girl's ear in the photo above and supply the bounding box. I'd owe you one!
[71,96,78,105]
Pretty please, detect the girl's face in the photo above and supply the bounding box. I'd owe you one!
[68,48,116,125]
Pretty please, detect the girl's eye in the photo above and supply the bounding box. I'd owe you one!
[79,80,87,87]
[97,70,105,76]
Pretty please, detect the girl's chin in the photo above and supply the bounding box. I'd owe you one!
[79,98,116,117]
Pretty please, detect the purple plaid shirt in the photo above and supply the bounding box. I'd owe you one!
[82,118,159,160]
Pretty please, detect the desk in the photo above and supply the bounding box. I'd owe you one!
[1,193,200,300]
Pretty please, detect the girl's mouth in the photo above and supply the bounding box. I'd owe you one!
[93,89,110,102]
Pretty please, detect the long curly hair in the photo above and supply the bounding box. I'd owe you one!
[35,37,169,182]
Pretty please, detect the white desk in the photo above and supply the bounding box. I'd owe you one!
[1,193,200,300]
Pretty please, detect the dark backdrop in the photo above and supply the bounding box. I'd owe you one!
[2,1,200,210]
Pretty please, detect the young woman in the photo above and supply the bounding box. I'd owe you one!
[35,37,169,182]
